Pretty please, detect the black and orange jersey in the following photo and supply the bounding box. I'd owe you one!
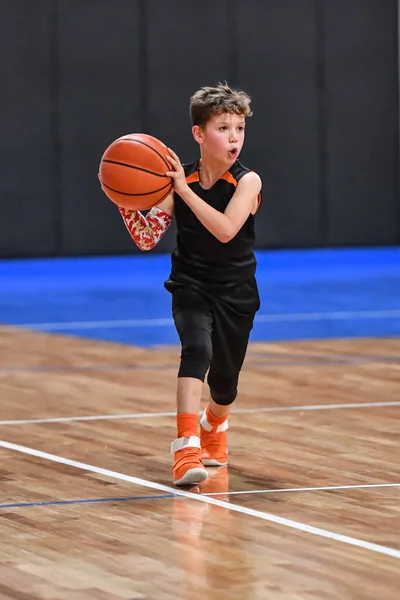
[170,159,261,287]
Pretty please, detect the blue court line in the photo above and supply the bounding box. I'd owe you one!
[0,494,177,510]
[10,309,400,330]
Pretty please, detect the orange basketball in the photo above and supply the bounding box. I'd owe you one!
[99,133,173,210]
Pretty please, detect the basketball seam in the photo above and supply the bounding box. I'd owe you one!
[102,159,167,178]
[121,138,170,170]
[100,180,172,197]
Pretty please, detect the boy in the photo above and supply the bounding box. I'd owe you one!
[115,83,261,486]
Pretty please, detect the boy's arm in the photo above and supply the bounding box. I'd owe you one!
[118,191,174,251]
[180,172,261,243]
[166,148,261,244]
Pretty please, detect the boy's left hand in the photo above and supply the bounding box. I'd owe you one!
[166,148,188,196]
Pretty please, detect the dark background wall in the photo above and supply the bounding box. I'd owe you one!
[0,0,399,258]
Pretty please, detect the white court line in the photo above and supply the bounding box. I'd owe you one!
[12,309,400,330]
[205,482,400,497]
[0,440,399,560]
[0,400,399,426]
[232,400,400,414]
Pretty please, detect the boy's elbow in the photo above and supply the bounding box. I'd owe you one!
[219,223,237,243]
[213,219,236,243]
[134,239,155,251]
[218,231,234,244]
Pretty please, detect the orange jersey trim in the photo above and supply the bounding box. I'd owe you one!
[185,171,200,185]
[220,172,238,187]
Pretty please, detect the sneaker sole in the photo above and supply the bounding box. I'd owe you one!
[173,467,208,486]
[201,458,228,467]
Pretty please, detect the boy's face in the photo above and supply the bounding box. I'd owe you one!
[194,112,246,165]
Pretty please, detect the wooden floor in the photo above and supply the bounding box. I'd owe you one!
[0,325,399,599]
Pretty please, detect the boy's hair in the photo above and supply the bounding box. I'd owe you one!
[190,82,253,127]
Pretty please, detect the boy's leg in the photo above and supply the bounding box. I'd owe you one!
[200,288,258,466]
[170,287,213,485]
[176,377,203,415]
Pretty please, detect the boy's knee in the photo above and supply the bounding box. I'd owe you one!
[208,373,238,406]
[178,329,212,381]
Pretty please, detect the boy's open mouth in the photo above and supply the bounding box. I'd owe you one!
[229,148,238,157]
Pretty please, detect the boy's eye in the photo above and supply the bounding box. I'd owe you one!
[219,126,227,131]
[238,126,244,131]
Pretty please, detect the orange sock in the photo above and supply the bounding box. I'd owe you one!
[206,405,228,426]
[177,413,198,439]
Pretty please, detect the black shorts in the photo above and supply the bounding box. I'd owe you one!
[165,276,260,383]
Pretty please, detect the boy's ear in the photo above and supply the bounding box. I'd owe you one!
[192,125,203,144]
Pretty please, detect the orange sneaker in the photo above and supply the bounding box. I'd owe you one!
[200,406,229,467]
[171,436,208,486]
